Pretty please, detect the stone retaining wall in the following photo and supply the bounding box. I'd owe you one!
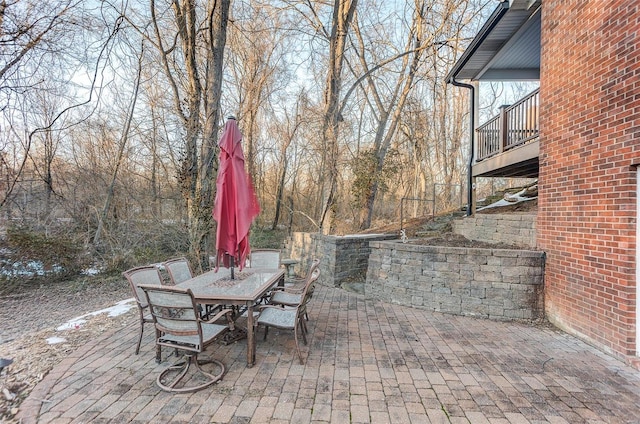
[285,232,397,287]
[452,212,536,248]
[366,240,545,321]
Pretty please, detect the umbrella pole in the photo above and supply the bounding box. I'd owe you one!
[230,255,235,280]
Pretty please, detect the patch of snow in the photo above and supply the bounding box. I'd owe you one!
[55,298,136,332]
[1,259,104,279]
[106,299,137,317]
[56,318,88,331]
[1,260,62,278]
[477,188,537,211]
[81,267,101,276]
[46,336,67,345]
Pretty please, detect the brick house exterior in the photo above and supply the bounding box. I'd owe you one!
[538,1,639,361]
[447,0,639,365]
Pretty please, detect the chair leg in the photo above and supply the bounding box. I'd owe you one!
[156,354,225,393]
[135,320,144,355]
[293,323,304,364]
[302,317,309,338]
[300,305,309,321]
[296,308,308,339]
[154,329,163,363]
[298,317,308,345]
[263,325,269,341]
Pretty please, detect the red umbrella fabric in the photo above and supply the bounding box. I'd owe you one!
[212,117,260,272]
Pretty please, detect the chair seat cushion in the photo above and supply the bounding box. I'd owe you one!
[158,322,227,351]
[257,307,296,329]
[270,291,301,306]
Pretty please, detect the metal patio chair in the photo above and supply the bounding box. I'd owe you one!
[255,260,320,364]
[269,258,320,321]
[122,265,164,362]
[139,284,230,393]
[164,256,226,321]
[248,249,281,269]
[163,257,194,285]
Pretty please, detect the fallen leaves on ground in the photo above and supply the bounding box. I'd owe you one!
[0,310,136,423]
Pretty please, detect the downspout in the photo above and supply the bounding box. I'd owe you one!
[444,0,509,216]
[449,78,474,216]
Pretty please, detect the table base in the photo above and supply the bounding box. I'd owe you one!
[221,326,247,345]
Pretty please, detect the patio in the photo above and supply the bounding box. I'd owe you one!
[18,284,640,423]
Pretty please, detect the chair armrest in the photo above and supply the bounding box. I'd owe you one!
[255,304,297,313]
[279,283,306,295]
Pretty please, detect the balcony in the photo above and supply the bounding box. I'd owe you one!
[472,88,539,178]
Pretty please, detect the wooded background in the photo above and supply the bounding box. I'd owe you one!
[0,0,534,272]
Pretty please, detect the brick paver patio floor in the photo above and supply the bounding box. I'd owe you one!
[17,284,640,423]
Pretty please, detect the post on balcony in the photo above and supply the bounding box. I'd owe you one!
[499,104,509,154]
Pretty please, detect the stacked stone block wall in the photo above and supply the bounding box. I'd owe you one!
[285,232,397,287]
[366,240,545,321]
[452,213,536,248]
[284,232,318,277]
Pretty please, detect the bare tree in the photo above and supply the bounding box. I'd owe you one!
[280,0,483,233]
[0,0,109,212]
[225,2,287,187]
[94,42,144,245]
[22,83,74,222]
[349,1,429,229]
[270,92,307,230]
[342,0,485,229]
[0,0,493,265]
[150,0,230,271]
[318,0,358,234]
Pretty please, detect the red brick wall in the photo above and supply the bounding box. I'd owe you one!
[538,1,640,358]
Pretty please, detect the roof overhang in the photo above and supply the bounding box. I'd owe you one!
[447,0,542,82]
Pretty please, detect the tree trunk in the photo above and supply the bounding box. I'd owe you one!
[319,0,358,234]
[196,0,230,272]
[152,0,230,272]
[356,2,425,230]
[94,43,144,245]
[272,154,287,230]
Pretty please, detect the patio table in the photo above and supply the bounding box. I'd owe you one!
[178,267,284,367]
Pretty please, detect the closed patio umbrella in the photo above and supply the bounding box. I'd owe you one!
[212,117,260,278]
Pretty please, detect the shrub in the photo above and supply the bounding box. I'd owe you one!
[250,227,288,249]
[2,226,88,283]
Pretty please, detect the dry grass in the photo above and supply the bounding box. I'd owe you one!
[0,276,134,422]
